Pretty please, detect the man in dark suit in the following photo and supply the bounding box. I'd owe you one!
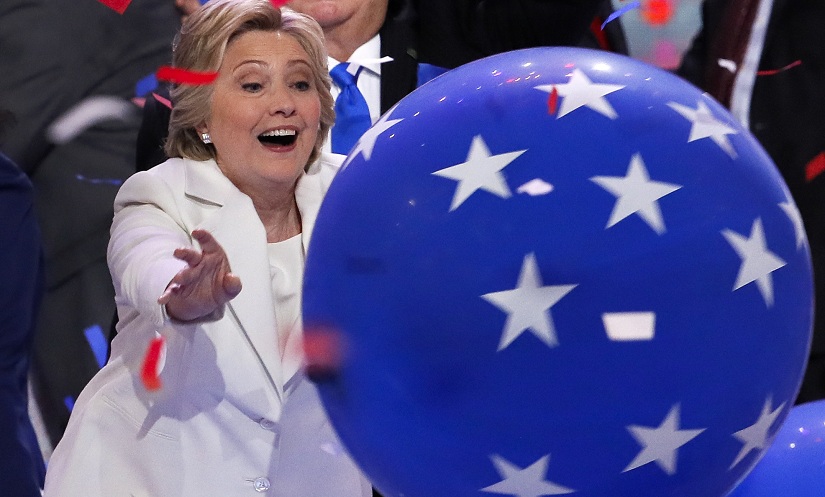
[137,0,611,169]
[0,0,180,449]
[0,127,46,496]
[679,0,825,403]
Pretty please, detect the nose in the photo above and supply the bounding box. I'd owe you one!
[268,84,296,117]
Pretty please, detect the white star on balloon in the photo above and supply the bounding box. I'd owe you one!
[432,135,526,211]
[624,404,705,475]
[667,99,738,158]
[590,153,682,234]
[730,397,785,468]
[342,109,403,168]
[481,253,577,351]
[779,201,806,249]
[722,218,787,307]
[534,68,624,119]
[480,454,575,497]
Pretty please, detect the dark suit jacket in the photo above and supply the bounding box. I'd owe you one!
[0,152,46,497]
[136,0,607,171]
[0,0,180,447]
[679,0,825,355]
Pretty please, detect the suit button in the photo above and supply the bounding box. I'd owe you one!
[253,476,271,492]
[259,418,277,431]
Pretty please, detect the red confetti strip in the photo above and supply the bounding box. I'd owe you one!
[303,326,347,380]
[641,0,674,26]
[140,336,165,391]
[156,66,218,85]
[98,0,131,14]
[270,0,289,6]
[805,152,825,183]
[547,87,559,115]
[757,59,802,76]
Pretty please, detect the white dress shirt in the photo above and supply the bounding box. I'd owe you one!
[322,33,384,154]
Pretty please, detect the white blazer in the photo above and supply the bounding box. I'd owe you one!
[44,154,372,497]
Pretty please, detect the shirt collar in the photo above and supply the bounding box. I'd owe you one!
[328,33,385,76]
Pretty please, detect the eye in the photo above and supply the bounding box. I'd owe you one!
[292,80,311,91]
[242,82,263,92]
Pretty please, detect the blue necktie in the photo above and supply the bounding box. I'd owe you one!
[330,62,371,154]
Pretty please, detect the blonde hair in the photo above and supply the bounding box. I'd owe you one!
[164,0,334,168]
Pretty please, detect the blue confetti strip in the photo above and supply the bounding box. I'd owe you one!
[135,73,158,98]
[75,174,123,187]
[601,1,641,30]
[64,396,75,412]
[84,324,109,369]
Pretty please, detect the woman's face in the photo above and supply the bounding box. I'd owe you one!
[203,30,321,197]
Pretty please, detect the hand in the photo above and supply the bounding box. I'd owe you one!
[158,229,242,322]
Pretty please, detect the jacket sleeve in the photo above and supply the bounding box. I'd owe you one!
[0,153,46,497]
[108,168,191,329]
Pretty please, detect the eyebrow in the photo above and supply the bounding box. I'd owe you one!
[232,58,313,73]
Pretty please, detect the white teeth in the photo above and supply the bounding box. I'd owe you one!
[260,129,296,137]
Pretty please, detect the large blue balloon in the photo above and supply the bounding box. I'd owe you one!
[726,400,825,497]
[303,47,814,497]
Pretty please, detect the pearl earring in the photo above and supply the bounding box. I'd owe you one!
[200,132,212,144]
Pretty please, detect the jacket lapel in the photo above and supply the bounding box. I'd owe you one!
[179,159,334,403]
[183,159,285,401]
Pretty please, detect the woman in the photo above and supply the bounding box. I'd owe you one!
[43,1,371,495]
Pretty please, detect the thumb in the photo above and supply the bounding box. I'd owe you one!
[223,272,242,299]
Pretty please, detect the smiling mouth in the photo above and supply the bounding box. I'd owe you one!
[258,129,298,147]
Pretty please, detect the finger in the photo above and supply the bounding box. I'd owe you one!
[222,272,242,299]
[157,282,181,305]
[173,247,203,266]
[191,229,226,256]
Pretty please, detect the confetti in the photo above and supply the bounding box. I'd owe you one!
[97,0,131,14]
[270,0,289,6]
[601,1,640,30]
[155,66,218,85]
[135,73,159,97]
[757,59,802,76]
[46,96,137,144]
[717,58,738,73]
[75,174,123,187]
[805,152,825,183]
[641,0,674,26]
[151,92,174,110]
[140,336,166,391]
[303,326,347,381]
[547,86,559,115]
[83,324,109,368]
[517,179,554,196]
[652,39,681,70]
